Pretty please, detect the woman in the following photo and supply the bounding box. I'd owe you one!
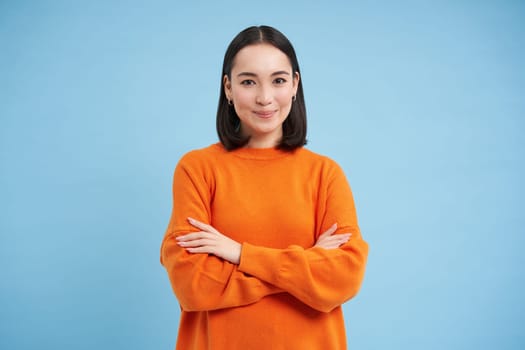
[160,25,368,349]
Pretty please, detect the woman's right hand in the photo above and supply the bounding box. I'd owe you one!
[314,223,351,249]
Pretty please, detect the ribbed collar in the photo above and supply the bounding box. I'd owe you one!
[212,143,298,160]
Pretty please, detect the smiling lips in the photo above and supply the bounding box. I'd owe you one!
[254,110,276,118]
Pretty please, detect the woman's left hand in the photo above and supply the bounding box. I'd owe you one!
[176,217,242,265]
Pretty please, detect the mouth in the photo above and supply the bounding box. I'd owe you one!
[254,110,276,119]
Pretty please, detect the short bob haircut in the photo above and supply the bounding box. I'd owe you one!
[217,25,307,151]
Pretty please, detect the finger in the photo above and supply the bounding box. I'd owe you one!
[176,232,210,242]
[321,233,351,243]
[318,239,348,249]
[187,217,216,233]
[321,243,341,249]
[329,235,351,244]
[316,241,342,249]
[317,234,351,248]
[318,223,338,239]
[178,238,214,248]
[185,246,214,254]
[330,233,352,240]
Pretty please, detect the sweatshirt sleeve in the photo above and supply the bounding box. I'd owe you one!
[237,161,368,313]
[160,152,282,312]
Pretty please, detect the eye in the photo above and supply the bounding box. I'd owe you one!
[274,77,287,84]
[241,79,256,86]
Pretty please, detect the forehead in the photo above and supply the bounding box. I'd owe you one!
[231,44,292,74]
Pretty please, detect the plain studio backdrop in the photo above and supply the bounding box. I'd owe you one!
[1,1,523,349]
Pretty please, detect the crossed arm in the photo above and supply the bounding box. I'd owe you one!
[162,216,366,313]
[177,217,352,265]
[161,155,368,313]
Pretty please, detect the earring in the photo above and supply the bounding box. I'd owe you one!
[228,99,234,106]
[292,95,297,102]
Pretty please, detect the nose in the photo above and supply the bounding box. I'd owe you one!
[256,85,272,105]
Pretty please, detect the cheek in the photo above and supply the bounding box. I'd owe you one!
[232,89,253,107]
[275,89,294,105]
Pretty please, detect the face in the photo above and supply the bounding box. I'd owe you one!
[224,44,299,148]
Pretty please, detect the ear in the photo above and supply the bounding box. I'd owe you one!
[223,75,232,99]
[293,71,300,95]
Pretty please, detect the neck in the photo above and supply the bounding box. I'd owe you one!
[242,128,283,149]
[245,138,279,149]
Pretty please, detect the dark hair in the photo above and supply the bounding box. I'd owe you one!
[216,25,307,151]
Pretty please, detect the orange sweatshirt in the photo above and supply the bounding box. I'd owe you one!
[160,143,368,350]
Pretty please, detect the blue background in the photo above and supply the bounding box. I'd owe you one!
[1,0,523,349]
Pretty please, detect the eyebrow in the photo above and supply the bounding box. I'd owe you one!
[237,70,291,78]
